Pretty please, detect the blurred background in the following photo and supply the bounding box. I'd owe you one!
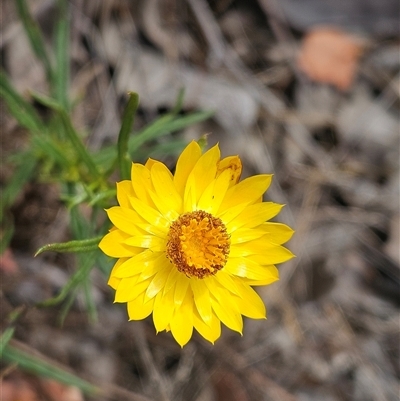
[1,0,399,400]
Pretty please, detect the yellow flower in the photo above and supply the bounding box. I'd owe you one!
[99,141,294,346]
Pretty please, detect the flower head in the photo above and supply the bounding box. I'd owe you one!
[99,141,294,346]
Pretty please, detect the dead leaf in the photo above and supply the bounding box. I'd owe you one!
[1,378,39,401]
[0,248,19,274]
[40,379,84,401]
[297,27,365,91]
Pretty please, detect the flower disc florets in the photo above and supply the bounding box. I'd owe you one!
[166,210,230,278]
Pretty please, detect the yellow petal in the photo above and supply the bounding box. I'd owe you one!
[163,268,181,295]
[225,257,279,282]
[151,163,182,213]
[106,207,145,236]
[127,292,155,320]
[174,141,202,196]
[145,158,158,170]
[116,180,135,208]
[130,163,154,205]
[109,257,127,276]
[193,309,221,344]
[134,220,167,238]
[229,228,267,244]
[234,280,266,319]
[217,155,242,186]
[251,247,295,265]
[114,275,140,302]
[183,144,220,211]
[217,202,250,225]
[227,202,283,232]
[210,290,243,334]
[191,279,212,326]
[145,264,171,299]
[112,250,161,278]
[139,254,170,281]
[197,169,231,215]
[108,275,121,290]
[213,270,239,295]
[129,197,170,231]
[170,291,194,347]
[219,174,272,211]
[257,222,295,244]
[148,190,180,222]
[118,277,151,303]
[99,230,142,258]
[174,274,189,307]
[124,234,166,251]
[244,277,280,286]
[153,287,175,332]
[230,242,295,264]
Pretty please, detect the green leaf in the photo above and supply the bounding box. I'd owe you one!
[32,92,101,179]
[88,189,116,207]
[69,203,91,239]
[37,250,97,307]
[0,70,43,133]
[171,88,185,114]
[128,114,173,153]
[54,0,70,110]
[83,278,98,323]
[1,153,36,219]
[34,236,102,256]
[118,92,139,180]
[128,110,214,153]
[2,342,98,395]
[0,219,14,255]
[143,138,187,160]
[94,109,214,172]
[15,0,54,85]
[0,328,15,356]
[58,288,78,325]
[197,133,209,151]
[31,135,72,169]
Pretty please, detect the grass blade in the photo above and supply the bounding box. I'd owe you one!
[0,328,15,356]
[128,110,214,153]
[54,0,70,110]
[1,153,36,220]
[118,92,139,180]
[0,219,15,254]
[15,0,54,84]
[2,340,98,395]
[0,70,43,133]
[32,92,101,179]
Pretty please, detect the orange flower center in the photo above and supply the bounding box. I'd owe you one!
[166,210,230,278]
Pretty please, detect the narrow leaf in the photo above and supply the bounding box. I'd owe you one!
[1,153,36,215]
[37,250,97,307]
[34,236,102,256]
[2,341,98,395]
[118,92,139,180]
[172,88,185,114]
[15,0,54,84]
[128,110,214,153]
[0,328,15,355]
[54,0,70,110]
[0,221,15,255]
[32,92,101,178]
[0,70,43,133]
